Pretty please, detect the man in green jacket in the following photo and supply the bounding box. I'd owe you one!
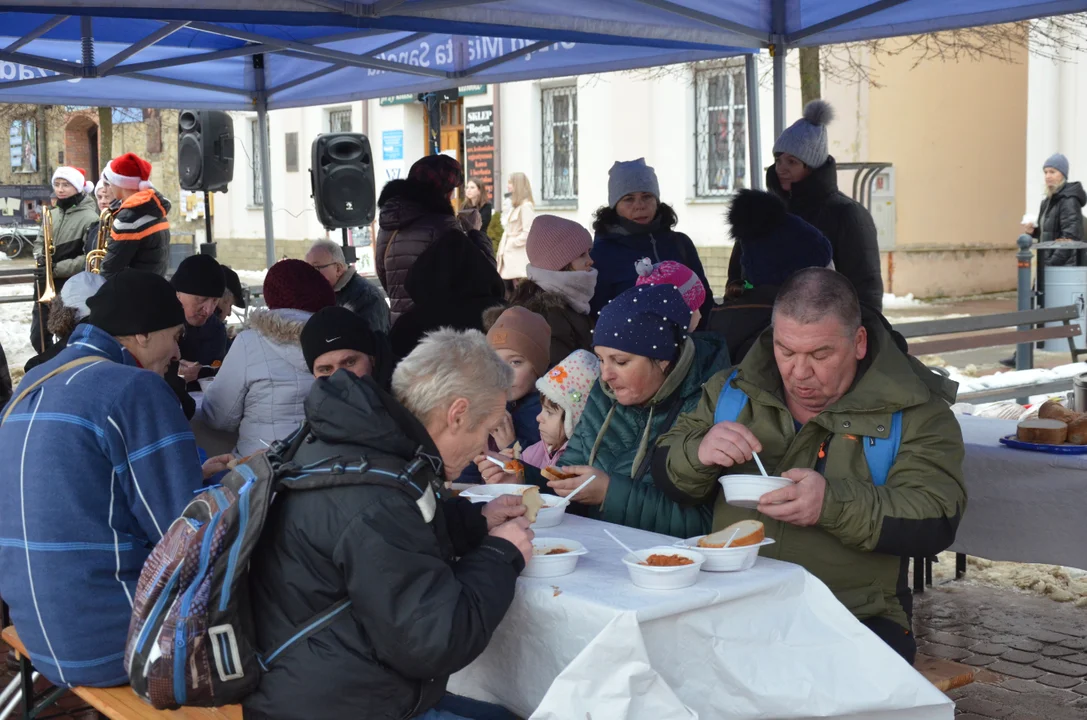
[655,268,966,664]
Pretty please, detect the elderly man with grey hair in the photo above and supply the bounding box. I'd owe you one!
[305,239,391,335]
[244,328,531,720]
[657,267,965,666]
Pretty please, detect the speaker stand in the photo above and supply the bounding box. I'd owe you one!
[201,190,217,257]
[341,227,357,264]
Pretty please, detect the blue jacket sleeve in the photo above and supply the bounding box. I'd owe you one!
[107,372,203,542]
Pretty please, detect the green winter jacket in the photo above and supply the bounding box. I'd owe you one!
[34,193,100,280]
[656,322,966,630]
[559,333,730,538]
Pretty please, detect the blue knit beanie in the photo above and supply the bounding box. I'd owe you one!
[1044,153,1069,179]
[773,100,834,169]
[729,189,833,288]
[593,284,690,361]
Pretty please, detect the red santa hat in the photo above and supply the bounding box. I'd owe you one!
[103,153,153,191]
[52,166,94,194]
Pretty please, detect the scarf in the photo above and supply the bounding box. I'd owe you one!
[608,215,663,236]
[525,265,598,315]
[333,265,356,293]
[56,193,85,211]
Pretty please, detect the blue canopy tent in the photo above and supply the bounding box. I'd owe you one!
[0,1,1085,266]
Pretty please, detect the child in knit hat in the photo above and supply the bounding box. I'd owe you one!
[520,350,601,471]
[634,258,706,332]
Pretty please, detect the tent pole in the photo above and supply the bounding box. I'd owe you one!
[254,55,276,268]
[771,0,786,140]
[745,53,762,190]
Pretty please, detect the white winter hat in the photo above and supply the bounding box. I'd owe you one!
[535,349,601,439]
[52,166,93,194]
[60,271,107,321]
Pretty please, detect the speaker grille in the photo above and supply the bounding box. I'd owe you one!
[178,136,203,188]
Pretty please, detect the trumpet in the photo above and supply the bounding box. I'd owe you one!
[86,207,113,274]
[37,211,56,304]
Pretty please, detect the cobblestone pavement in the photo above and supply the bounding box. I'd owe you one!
[915,581,1087,719]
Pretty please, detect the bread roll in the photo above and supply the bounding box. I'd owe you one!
[1038,399,1081,424]
[1016,418,1068,445]
[1067,416,1087,445]
[522,486,545,523]
[541,466,577,483]
[698,519,765,548]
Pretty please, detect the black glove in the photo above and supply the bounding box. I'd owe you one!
[33,258,46,285]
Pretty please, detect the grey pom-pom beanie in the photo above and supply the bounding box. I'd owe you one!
[773,99,834,169]
[608,158,661,207]
[1044,153,1069,179]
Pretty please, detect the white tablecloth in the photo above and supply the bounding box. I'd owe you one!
[954,415,1087,569]
[450,515,952,720]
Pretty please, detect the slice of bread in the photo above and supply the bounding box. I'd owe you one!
[698,519,765,548]
[1038,399,1081,424]
[1067,416,1087,445]
[541,466,577,483]
[522,486,545,523]
[1017,418,1068,445]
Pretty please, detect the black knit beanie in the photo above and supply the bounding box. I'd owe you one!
[301,306,378,372]
[87,269,186,336]
[171,254,226,298]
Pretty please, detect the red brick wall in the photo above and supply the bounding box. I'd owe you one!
[63,114,97,180]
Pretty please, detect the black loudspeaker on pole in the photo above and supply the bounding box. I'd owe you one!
[310,133,376,265]
[179,109,235,250]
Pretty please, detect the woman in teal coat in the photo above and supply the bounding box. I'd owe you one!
[554,284,729,537]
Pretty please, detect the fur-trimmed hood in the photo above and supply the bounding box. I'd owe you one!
[245,307,311,344]
[378,178,456,232]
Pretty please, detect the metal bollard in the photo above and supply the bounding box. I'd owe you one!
[1016,234,1034,372]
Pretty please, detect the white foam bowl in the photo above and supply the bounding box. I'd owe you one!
[531,494,567,529]
[460,484,535,504]
[674,536,776,572]
[622,546,705,589]
[719,474,792,509]
[523,538,587,578]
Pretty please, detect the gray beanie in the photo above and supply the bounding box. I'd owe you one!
[1044,153,1069,179]
[608,158,660,207]
[773,100,834,169]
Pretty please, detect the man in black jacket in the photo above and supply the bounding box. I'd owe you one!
[305,239,390,335]
[245,328,532,720]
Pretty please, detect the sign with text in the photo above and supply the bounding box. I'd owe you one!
[382,129,404,161]
[464,105,495,211]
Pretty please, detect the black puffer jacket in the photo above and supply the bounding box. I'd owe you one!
[376,179,495,322]
[244,372,523,720]
[706,284,778,363]
[335,268,390,335]
[1033,182,1086,266]
[728,157,883,312]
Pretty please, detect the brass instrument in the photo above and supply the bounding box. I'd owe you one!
[85,207,113,274]
[37,210,56,304]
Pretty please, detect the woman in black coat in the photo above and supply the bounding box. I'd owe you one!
[1025,153,1086,267]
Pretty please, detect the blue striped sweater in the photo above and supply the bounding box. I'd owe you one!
[0,324,203,687]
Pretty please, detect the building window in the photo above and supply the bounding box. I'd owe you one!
[285,132,299,173]
[541,86,577,202]
[695,63,747,197]
[328,108,352,133]
[250,119,265,207]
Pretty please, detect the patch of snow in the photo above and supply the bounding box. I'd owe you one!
[949,362,1087,394]
[882,292,929,309]
[235,270,266,288]
[0,280,37,371]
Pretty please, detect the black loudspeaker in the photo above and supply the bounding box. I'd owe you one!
[179,110,235,192]
[310,133,375,229]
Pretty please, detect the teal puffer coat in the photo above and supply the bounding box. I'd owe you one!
[560,333,730,538]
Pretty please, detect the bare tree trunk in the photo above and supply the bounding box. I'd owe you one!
[98,106,113,172]
[37,105,50,183]
[799,47,822,106]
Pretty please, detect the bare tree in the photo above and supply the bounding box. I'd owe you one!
[98,106,112,165]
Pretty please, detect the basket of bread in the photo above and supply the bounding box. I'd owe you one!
[1003,399,1087,454]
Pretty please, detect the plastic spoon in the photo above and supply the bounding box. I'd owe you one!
[752,450,769,477]
[603,528,639,561]
[722,528,742,548]
[484,456,509,469]
[555,475,596,509]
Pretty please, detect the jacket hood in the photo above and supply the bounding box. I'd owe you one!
[737,316,953,422]
[246,307,311,344]
[304,370,439,466]
[378,178,457,232]
[766,155,840,204]
[1055,181,1087,205]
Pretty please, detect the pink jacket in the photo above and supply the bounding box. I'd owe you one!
[521,440,567,470]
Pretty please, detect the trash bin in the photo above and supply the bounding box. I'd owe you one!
[1043,264,1087,351]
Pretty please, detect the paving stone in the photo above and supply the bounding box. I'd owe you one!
[1033,658,1087,678]
[971,642,1011,656]
[1072,683,1087,697]
[954,697,1013,718]
[1063,653,1087,666]
[1060,638,1087,651]
[1041,646,1078,659]
[999,678,1044,693]
[962,655,997,667]
[1035,674,1083,689]
[955,715,992,720]
[1028,629,1075,644]
[1001,649,1042,664]
[927,631,977,648]
[989,634,1026,645]
[924,643,973,661]
[1007,638,1044,653]
[958,626,995,641]
[988,660,1046,680]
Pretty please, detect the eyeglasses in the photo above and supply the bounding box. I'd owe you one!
[310,262,337,271]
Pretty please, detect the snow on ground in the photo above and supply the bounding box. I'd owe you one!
[932,552,1087,606]
[0,280,37,378]
[882,292,929,310]
[235,269,266,288]
[945,362,1087,395]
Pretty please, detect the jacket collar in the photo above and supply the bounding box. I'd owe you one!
[66,323,139,367]
[333,266,356,293]
[767,155,840,210]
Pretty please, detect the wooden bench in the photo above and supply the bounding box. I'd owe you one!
[1,627,241,720]
[915,654,976,693]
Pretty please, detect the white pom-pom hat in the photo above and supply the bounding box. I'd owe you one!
[51,166,94,194]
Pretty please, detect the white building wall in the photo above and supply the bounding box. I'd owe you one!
[1026,44,1087,217]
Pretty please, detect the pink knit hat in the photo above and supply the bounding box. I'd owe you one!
[535,349,601,438]
[526,215,593,272]
[634,258,705,313]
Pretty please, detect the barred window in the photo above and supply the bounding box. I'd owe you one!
[695,64,747,197]
[328,108,352,133]
[541,86,578,202]
[250,119,264,207]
